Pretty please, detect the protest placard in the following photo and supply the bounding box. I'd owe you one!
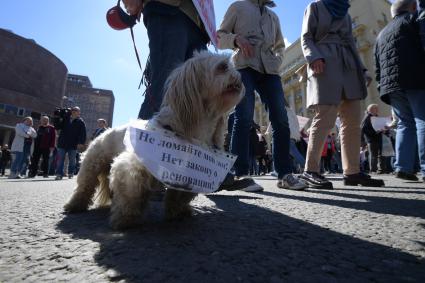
[123,121,235,194]
[192,0,218,47]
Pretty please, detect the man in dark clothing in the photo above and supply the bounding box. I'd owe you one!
[122,0,209,120]
[29,116,56,178]
[91,118,108,141]
[55,106,87,180]
[375,0,425,182]
[361,104,384,174]
[0,144,12,176]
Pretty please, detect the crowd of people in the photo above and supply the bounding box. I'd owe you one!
[121,0,424,191]
[2,106,110,180]
[2,0,423,191]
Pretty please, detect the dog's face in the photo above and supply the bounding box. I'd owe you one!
[161,52,244,134]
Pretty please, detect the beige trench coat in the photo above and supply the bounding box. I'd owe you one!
[217,0,285,75]
[301,1,368,108]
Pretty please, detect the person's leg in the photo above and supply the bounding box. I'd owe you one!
[406,90,425,178]
[41,149,50,176]
[290,139,306,170]
[256,74,291,178]
[340,99,385,186]
[338,99,361,175]
[67,149,77,177]
[29,148,42,177]
[257,75,306,190]
[55,148,66,178]
[305,106,338,173]
[390,93,418,174]
[368,141,379,172]
[230,68,257,177]
[139,11,206,119]
[10,151,23,177]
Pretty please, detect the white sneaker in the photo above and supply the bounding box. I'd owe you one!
[277,174,307,190]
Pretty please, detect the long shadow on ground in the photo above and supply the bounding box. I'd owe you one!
[57,195,425,282]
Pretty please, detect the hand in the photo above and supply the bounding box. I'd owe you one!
[310,59,325,75]
[364,70,372,87]
[122,0,143,16]
[235,35,254,58]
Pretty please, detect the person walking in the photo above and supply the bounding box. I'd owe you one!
[55,106,87,180]
[9,117,37,179]
[375,0,425,182]
[122,0,209,120]
[361,104,384,174]
[299,0,385,189]
[28,116,56,178]
[218,0,307,191]
[0,144,12,176]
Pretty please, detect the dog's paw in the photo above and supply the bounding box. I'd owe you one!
[63,201,88,213]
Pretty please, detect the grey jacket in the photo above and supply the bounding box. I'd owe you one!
[301,1,367,108]
[217,0,285,75]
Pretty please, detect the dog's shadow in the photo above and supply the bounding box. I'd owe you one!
[57,194,425,282]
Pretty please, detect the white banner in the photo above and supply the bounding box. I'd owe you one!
[124,121,236,194]
[192,0,218,48]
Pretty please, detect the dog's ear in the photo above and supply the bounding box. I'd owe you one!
[162,58,205,137]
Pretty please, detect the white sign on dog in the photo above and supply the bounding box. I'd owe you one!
[124,121,236,194]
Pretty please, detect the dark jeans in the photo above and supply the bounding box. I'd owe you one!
[0,160,9,175]
[230,68,291,178]
[368,140,383,172]
[29,147,50,176]
[139,3,207,119]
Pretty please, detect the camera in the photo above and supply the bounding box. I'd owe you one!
[52,108,71,130]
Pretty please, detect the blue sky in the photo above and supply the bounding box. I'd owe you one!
[0,0,314,126]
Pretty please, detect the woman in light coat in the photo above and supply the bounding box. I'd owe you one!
[9,117,37,179]
[299,0,384,188]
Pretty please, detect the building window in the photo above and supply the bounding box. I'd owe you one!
[17,108,25,117]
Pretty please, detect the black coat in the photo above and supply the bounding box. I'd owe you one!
[361,114,381,144]
[57,117,87,150]
[375,12,425,104]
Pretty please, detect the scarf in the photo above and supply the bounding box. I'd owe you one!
[322,0,350,20]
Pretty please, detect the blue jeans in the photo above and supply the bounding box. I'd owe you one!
[10,151,24,176]
[389,90,425,176]
[290,139,305,171]
[20,142,32,176]
[138,3,207,119]
[230,68,291,178]
[56,148,77,177]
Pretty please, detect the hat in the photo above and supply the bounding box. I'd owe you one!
[71,106,81,111]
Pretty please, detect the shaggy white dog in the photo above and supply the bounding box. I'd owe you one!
[64,52,244,230]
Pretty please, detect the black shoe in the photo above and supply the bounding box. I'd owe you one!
[219,175,263,192]
[343,173,385,187]
[299,172,333,189]
[395,171,419,181]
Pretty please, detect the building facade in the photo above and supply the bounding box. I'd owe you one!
[0,29,68,146]
[63,74,115,140]
[280,0,392,120]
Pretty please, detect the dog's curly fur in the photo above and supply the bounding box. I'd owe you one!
[63,52,244,230]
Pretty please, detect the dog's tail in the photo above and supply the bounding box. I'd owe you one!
[94,172,112,207]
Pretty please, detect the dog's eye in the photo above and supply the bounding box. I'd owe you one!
[216,62,229,73]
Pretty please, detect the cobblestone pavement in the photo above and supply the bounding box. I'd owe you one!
[0,174,424,282]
